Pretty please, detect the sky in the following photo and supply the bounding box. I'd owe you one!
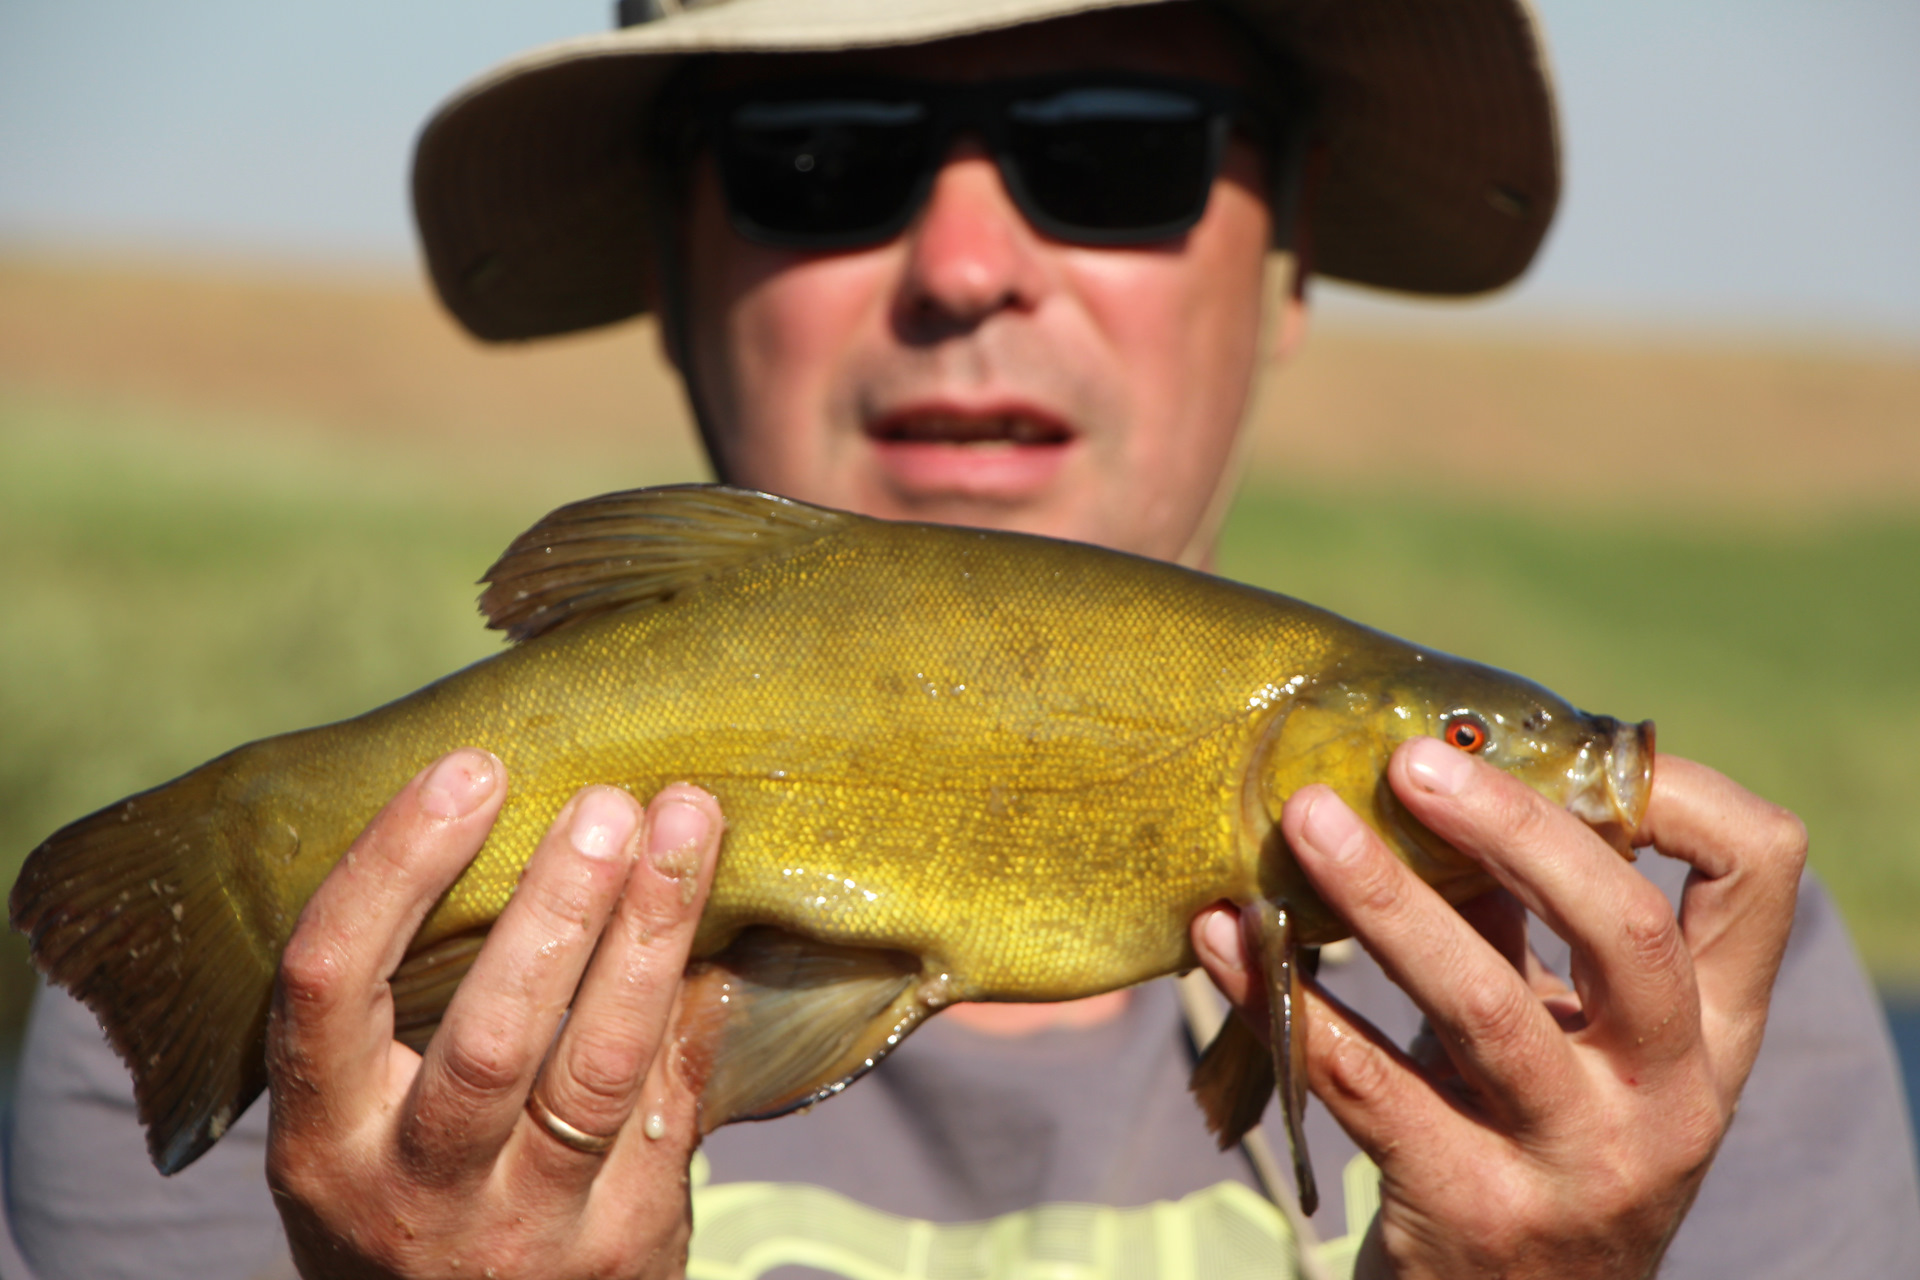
[1,0,1916,340]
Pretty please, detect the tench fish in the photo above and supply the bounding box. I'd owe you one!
[12,485,1653,1217]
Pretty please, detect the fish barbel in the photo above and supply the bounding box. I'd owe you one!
[11,486,1654,1214]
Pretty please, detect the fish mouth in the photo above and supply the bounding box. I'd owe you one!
[1566,717,1656,856]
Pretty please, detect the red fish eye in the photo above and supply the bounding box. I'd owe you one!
[1446,719,1488,752]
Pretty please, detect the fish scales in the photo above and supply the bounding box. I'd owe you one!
[400,519,1337,998]
[11,484,1654,1213]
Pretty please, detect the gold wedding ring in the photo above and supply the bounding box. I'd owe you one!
[524,1086,619,1156]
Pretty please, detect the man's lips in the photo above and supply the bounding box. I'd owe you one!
[865,410,1074,447]
[863,409,1076,499]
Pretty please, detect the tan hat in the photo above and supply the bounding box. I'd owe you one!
[413,0,1560,342]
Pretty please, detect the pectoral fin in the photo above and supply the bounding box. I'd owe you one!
[673,927,933,1133]
[1187,901,1319,1218]
[1258,900,1318,1218]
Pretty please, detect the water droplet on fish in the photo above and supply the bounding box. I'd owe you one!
[1246,682,1284,710]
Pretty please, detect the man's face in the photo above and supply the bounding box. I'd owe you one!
[677,5,1292,563]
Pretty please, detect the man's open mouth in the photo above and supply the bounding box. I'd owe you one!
[866,411,1074,449]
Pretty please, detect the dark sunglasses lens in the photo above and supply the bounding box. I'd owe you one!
[1006,87,1216,237]
[720,98,931,243]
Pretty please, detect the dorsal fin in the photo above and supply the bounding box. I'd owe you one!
[480,484,851,643]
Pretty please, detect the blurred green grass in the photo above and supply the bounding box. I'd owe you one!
[0,387,690,1050]
[4,385,1919,1068]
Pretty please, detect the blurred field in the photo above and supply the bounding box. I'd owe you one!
[2,254,1918,1074]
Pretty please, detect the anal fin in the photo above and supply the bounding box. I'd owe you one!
[1190,993,1275,1149]
[673,928,931,1134]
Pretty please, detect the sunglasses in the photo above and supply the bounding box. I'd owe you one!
[697,74,1265,250]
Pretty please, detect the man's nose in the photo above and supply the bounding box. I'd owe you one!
[895,135,1048,334]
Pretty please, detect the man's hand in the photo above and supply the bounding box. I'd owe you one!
[264,749,726,1279]
[1194,738,1806,1280]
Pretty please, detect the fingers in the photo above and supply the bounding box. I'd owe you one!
[1300,974,1491,1174]
[403,784,645,1184]
[1282,783,1579,1128]
[1191,905,1255,1008]
[1264,746,1779,1280]
[1388,737,1699,1068]
[270,750,506,1131]
[266,775,728,1279]
[1640,756,1805,1087]
[1191,896,1484,1176]
[526,785,723,1191]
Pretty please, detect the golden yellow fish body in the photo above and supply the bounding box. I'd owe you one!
[13,486,1652,1188]
[403,518,1309,998]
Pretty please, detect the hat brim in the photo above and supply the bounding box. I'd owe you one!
[413,0,1560,342]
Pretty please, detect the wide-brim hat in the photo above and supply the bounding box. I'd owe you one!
[413,0,1560,343]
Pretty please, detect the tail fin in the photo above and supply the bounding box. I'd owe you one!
[10,754,278,1174]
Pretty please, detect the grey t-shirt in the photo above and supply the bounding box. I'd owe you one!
[5,859,1917,1279]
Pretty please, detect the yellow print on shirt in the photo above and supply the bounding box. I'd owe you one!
[685,1151,1381,1280]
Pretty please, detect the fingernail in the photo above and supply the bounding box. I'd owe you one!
[1300,790,1366,864]
[569,788,638,861]
[649,800,710,902]
[419,750,499,820]
[1406,736,1473,796]
[1200,909,1244,972]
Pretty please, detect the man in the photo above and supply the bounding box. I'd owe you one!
[7,1,1916,1277]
